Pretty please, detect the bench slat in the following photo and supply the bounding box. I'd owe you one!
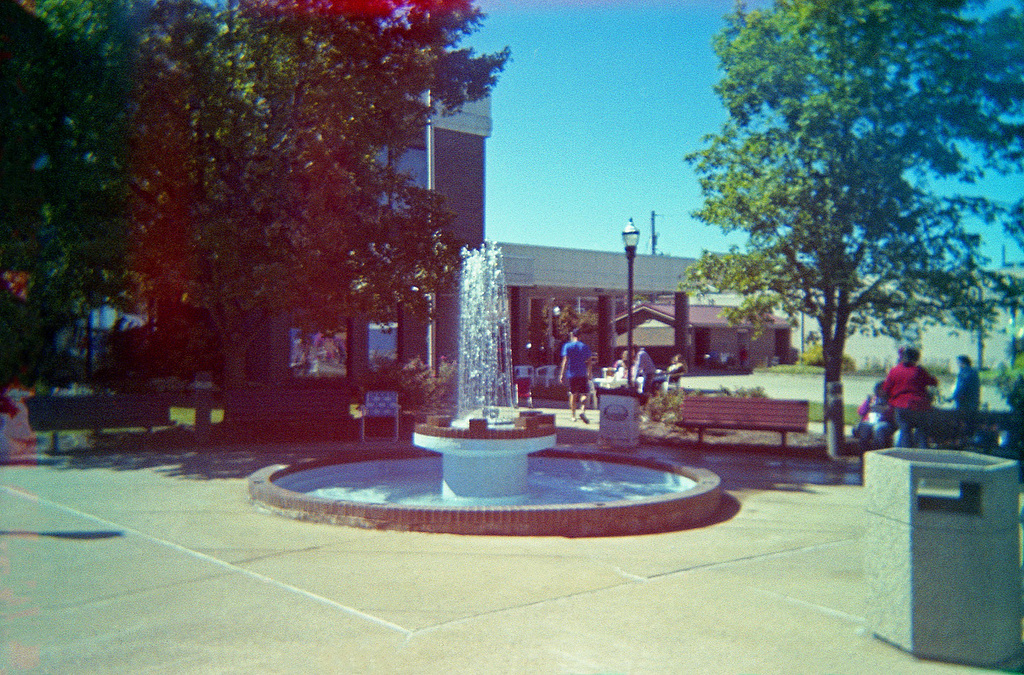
[679,397,809,447]
[222,389,349,421]
[27,395,171,431]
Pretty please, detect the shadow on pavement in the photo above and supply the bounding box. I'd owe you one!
[0,529,124,540]
[43,441,862,496]
[48,444,335,480]
[37,409,863,495]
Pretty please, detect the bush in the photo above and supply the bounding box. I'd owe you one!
[732,386,768,398]
[94,314,223,392]
[765,363,824,375]
[362,357,457,414]
[800,344,856,372]
[644,389,686,424]
[994,368,1024,457]
[643,386,768,424]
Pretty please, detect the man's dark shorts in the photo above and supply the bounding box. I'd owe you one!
[568,376,589,395]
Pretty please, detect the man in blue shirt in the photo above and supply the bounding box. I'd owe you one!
[559,329,593,423]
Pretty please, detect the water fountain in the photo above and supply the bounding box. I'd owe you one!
[412,242,558,502]
[249,242,722,536]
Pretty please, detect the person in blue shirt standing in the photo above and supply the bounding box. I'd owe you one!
[559,329,593,423]
[948,354,981,441]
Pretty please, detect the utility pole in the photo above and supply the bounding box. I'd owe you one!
[650,211,659,256]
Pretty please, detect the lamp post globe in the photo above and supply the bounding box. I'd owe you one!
[622,219,640,253]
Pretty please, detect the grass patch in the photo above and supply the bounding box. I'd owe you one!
[760,364,825,376]
[807,401,861,425]
[169,407,225,425]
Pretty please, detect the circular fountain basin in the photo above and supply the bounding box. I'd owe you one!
[248,448,722,537]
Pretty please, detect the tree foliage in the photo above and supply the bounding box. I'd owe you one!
[0,0,134,388]
[129,0,508,386]
[684,0,1023,387]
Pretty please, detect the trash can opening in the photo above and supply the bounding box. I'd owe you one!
[916,478,982,515]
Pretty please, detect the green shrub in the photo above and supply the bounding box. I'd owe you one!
[800,345,856,372]
[643,386,768,424]
[732,386,768,398]
[363,357,457,413]
[644,389,686,423]
[993,368,1024,458]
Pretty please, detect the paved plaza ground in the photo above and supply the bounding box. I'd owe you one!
[1,371,1020,673]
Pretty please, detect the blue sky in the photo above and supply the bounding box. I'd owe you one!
[464,0,1024,266]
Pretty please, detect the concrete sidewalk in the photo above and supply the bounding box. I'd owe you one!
[1,400,1019,673]
[2,451,1012,673]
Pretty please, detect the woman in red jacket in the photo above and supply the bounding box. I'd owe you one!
[882,346,939,448]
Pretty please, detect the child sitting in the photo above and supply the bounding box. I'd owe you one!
[854,382,895,452]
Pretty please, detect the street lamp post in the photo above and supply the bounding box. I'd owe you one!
[622,219,640,387]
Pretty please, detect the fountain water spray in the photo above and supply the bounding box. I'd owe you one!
[413,241,555,501]
[456,241,516,422]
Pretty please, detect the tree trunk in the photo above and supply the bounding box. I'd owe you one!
[824,378,844,459]
[221,326,258,390]
[823,343,845,459]
[213,314,266,390]
[223,347,248,390]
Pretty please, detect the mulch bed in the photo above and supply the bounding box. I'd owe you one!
[639,419,857,456]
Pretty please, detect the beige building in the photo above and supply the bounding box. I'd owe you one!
[613,302,794,370]
[497,243,795,371]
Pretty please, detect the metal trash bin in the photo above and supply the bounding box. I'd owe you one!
[864,448,1023,667]
[597,388,640,449]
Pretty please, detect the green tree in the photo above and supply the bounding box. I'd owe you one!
[684,0,1023,453]
[129,0,508,386]
[0,0,133,388]
[552,304,597,344]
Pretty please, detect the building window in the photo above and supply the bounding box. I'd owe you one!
[291,327,347,378]
[369,323,398,369]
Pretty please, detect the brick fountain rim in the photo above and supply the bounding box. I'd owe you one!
[247,436,724,537]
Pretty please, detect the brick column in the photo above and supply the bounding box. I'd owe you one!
[675,292,690,367]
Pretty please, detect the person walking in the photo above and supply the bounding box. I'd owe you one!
[948,354,981,441]
[613,350,629,381]
[882,346,938,448]
[559,329,593,423]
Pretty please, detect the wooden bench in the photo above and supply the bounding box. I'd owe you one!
[915,408,1019,453]
[218,387,353,442]
[26,394,174,452]
[679,396,809,448]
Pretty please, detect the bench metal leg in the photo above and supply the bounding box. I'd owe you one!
[360,415,400,442]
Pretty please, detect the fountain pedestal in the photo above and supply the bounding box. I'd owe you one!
[413,414,557,501]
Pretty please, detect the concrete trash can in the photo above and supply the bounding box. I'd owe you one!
[597,388,640,449]
[864,448,1023,667]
